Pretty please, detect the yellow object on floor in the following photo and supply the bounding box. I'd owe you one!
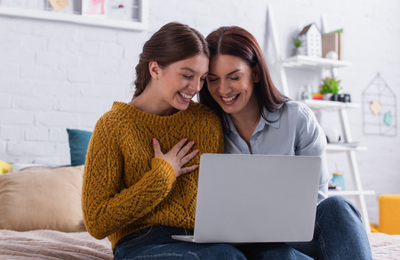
[371,195,400,235]
[370,223,379,233]
[0,160,12,174]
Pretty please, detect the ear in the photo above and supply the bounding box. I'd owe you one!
[252,64,261,83]
[149,61,160,80]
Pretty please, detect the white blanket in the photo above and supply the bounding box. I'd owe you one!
[368,233,400,260]
[0,230,399,259]
[0,230,112,260]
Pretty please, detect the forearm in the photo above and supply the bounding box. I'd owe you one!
[82,157,176,239]
[82,118,177,239]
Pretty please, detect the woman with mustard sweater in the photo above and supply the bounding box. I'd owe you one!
[82,22,248,260]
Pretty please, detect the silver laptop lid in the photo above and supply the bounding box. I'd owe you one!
[194,154,321,243]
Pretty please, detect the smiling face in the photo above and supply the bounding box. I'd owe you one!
[156,54,209,112]
[207,54,259,117]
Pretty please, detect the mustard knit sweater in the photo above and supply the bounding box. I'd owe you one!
[82,101,224,250]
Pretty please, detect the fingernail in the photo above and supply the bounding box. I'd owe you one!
[195,149,199,153]
[184,138,188,142]
[153,138,158,144]
[195,165,199,168]
[192,141,195,145]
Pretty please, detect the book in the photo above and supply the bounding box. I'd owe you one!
[338,32,343,60]
[322,29,344,60]
[322,33,338,59]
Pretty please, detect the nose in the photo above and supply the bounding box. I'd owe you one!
[217,79,231,96]
[188,78,203,93]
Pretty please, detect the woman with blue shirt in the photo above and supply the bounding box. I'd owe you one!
[199,26,373,259]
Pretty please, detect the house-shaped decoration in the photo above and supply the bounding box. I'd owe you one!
[362,73,397,137]
[298,23,322,58]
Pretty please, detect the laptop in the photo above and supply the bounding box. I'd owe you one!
[171,153,321,243]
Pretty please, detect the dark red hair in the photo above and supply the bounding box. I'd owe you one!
[199,26,290,133]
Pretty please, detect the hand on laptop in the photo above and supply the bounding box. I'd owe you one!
[153,138,199,177]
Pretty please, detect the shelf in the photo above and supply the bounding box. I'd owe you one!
[300,99,360,110]
[268,9,373,232]
[326,144,368,152]
[0,4,148,31]
[282,55,352,70]
[328,190,375,196]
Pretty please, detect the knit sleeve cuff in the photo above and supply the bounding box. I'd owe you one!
[150,157,176,185]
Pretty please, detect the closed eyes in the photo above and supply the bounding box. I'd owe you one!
[183,75,206,81]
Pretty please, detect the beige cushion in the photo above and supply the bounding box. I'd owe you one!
[0,165,86,232]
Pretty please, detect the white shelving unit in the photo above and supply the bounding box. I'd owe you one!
[328,190,375,196]
[266,6,374,232]
[0,1,149,31]
[300,99,360,110]
[326,144,368,152]
[304,98,375,233]
[282,55,352,70]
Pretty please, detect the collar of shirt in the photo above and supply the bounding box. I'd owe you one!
[226,107,282,138]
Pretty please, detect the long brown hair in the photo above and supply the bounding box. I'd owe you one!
[133,22,210,97]
[199,26,290,133]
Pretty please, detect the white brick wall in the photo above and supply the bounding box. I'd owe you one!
[25,127,49,141]
[1,126,24,140]
[0,110,35,125]
[0,0,399,224]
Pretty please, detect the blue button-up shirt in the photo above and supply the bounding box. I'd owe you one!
[224,101,329,204]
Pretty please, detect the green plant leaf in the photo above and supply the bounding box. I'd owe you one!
[319,77,342,94]
[292,37,303,48]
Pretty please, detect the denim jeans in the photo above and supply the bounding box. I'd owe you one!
[113,226,247,260]
[113,196,372,260]
[287,196,373,260]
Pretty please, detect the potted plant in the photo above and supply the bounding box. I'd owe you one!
[319,77,341,100]
[292,37,304,56]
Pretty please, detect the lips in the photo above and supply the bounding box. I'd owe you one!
[221,94,239,102]
[178,91,194,99]
[177,91,195,103]
[220,94,240,105]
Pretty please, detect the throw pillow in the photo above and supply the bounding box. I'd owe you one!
[67,128,92,166]
[0,165,86,232]
[0,160,11,174]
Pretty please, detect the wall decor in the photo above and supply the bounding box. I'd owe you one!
[362,73,397,137]
[48,0,69,11]
[82,0,106,16]
[369,100,382,115]
[297,23,322,58]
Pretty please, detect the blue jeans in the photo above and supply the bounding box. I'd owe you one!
[113,196,372,259]
[113,226,246,260]
[287,196,373,260]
